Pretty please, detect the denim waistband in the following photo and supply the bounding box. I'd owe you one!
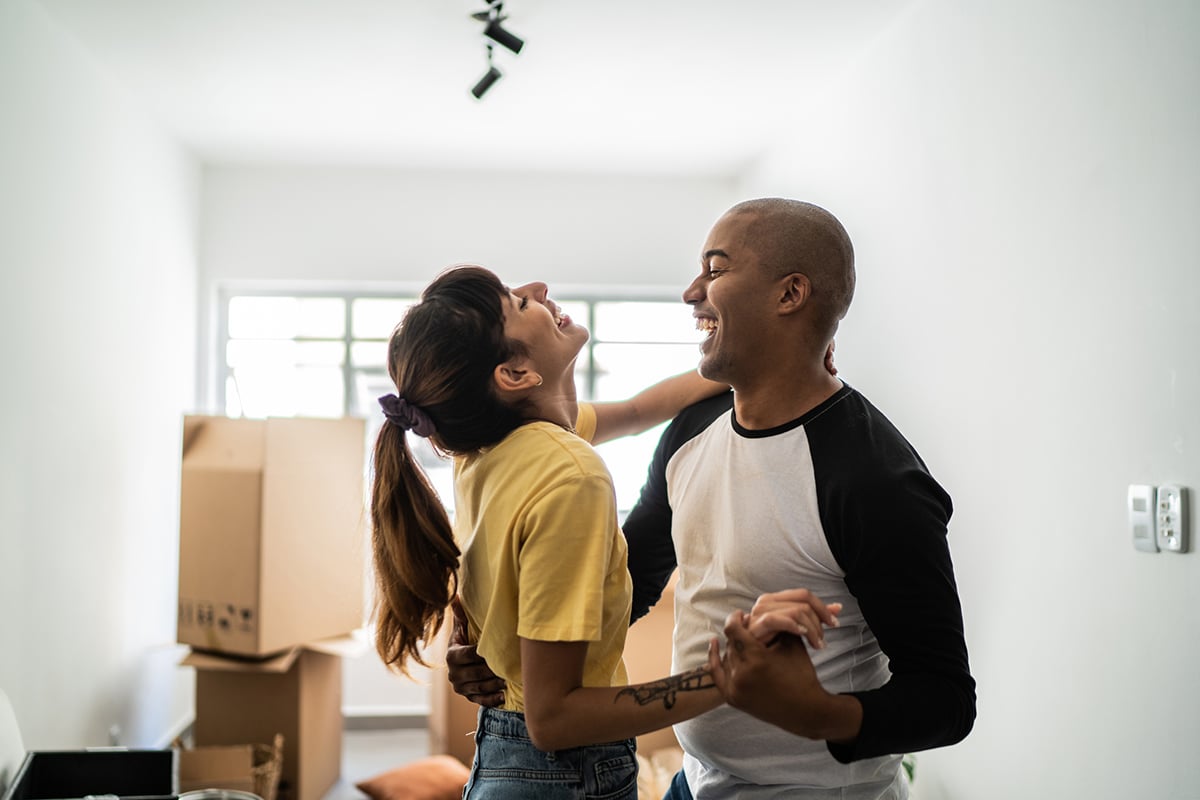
[476,706,635,750]
[477,706,534,740]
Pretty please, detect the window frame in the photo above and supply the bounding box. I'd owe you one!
[215,282,697,418]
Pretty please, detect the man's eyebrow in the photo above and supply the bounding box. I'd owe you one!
[702,248,729,263]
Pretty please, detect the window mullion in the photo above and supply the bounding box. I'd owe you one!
[586,302,598,401]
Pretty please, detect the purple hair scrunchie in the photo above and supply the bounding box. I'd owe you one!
[378,394,437,438]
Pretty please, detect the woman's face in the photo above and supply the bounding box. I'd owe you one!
[502,281,589,379]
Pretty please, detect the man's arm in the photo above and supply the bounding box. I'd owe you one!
[590,370,726,445]
[825,468,976,762]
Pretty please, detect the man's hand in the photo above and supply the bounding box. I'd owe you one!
[745,588,842,649]
[446,597,505,707]
[708,610,863,744]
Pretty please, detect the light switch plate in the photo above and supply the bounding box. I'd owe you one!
[1129,484,1158,552]
[1156,484,1189,553]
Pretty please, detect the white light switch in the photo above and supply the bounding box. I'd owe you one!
[1129,484,1158,552]
[1156,484,1189,553]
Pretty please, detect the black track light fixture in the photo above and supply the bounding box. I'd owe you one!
[471,65,502,99]
[468,1,524,99]
[471,45,503,100]
[483,17,523,54]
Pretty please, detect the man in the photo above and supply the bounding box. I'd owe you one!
[450,198,976,799]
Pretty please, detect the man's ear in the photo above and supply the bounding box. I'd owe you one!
[778,272,812,316]
[493,357,541,395]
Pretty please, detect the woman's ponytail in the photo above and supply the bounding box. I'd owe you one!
[370,421,459,675]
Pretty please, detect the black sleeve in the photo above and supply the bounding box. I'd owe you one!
[807,391,975,762]
[623,390,734,624]
[824,463,977,762]
[622,419,678,624]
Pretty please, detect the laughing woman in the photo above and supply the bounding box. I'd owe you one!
[370,265,725,799]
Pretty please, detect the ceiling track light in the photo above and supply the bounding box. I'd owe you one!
[468,1,524,99]
[471,44,503,100]
[483,17,523,54]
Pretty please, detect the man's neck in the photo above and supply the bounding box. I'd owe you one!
[731,367,844,431]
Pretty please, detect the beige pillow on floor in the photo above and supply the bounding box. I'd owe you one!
[356,755,471,800]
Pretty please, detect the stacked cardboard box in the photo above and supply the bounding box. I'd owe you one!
[177,415,368,800]
[177,734,283,798]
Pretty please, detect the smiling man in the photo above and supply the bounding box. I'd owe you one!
[621,198,976,799]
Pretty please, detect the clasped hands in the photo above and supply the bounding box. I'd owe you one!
[706,588,860,742]
[446,589,846,739]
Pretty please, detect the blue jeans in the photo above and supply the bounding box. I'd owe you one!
[661,769,693,800]
[463,707,639,799]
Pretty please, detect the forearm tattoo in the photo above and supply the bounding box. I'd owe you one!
[615,667,715,709]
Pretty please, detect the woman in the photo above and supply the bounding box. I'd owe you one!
[370,265,726,799]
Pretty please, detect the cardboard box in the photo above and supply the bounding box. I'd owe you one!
[426,579,680,764]
[2,749,175,800]
[178,415,367,657]
[177,734,283,800]
[184,636,361,800]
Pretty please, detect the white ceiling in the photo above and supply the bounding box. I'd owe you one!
[36,0,913,176]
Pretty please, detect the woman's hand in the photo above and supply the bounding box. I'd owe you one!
[745,588,842,650]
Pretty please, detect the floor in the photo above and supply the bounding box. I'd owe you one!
[322,726,432,800]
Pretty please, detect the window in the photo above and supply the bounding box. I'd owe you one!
[219,288,703,512]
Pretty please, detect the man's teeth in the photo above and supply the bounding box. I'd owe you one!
[696,318,717,334]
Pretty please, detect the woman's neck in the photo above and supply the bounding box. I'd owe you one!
[526,377,579,433]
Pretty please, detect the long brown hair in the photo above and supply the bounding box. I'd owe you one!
[371,266,528,674]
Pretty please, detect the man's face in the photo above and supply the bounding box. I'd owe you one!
[683,211,779,386]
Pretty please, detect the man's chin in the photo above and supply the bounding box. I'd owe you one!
[696,357,727,385]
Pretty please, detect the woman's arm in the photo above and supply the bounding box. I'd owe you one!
[520,637,722,751]
[590,370,728,445]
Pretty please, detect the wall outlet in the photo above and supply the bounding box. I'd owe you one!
[1156,484,1189,553]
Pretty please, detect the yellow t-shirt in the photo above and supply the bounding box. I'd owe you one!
[454,403,632,711]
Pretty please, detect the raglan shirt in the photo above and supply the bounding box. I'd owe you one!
[622,385,975,798]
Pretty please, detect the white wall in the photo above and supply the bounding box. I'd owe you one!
[10,0,1193,784]
[199,165,740,714]
[0,0,200,750]
[741,0,1200,797]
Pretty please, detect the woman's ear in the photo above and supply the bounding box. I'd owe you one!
[778,272,812,315]
[493,358,542,396]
